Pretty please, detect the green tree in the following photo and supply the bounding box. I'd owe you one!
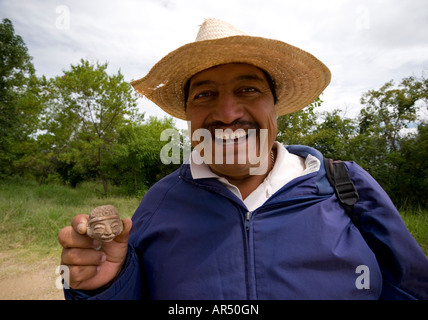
[276,97,320,145]
[37,59,140,192]
[108,116,181,196]
[0,18,42,176]
[355,75,428,207]
[276,98,357,161]
[309,109,356,160]
[359,77,423,152]
[396,123,428,207]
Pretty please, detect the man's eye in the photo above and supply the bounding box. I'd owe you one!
[194,91,214,99]
[239,87,259,94]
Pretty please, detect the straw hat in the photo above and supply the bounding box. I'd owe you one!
[131,18,331,120]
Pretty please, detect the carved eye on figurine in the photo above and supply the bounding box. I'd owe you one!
[87,205,123,242]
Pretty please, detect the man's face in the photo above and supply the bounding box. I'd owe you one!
[185,63,277,178]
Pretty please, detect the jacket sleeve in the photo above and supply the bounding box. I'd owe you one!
[347,161,428,300]
[63,245,144,300]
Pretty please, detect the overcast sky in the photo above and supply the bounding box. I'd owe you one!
[1,0,428,128]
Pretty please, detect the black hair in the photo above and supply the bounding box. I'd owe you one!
[262,69,278,104]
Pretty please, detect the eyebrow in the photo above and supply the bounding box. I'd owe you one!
[188,79,216,91]
[188,74,267,91]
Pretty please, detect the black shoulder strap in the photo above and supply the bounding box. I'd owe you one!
[323,158,360,227]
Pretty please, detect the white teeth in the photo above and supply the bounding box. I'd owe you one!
[214,129,247,141]
[234,130,247,139]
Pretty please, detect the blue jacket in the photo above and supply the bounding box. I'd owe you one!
[65,145,428,300]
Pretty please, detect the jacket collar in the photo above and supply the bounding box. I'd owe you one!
[179,144,334,205]
[285,145,334,196]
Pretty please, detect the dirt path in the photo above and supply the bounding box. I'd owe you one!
[0,250,64,300]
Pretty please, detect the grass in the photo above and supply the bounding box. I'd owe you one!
[0,179,140,257]
[400,208,428,256]
[0,179,427,258]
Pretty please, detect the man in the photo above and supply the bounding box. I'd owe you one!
[58,18,428,299]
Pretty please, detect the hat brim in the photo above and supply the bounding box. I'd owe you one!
[130,35,331,120]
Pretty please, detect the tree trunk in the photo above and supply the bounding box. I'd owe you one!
[101,177,108,195]
[133,169,138,194]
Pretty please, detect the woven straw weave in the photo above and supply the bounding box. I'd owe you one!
[131,18,331,120]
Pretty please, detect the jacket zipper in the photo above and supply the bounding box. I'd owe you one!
[244,210,256,300]
[245,211,252,231]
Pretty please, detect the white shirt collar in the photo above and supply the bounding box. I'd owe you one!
[189,142,320,211]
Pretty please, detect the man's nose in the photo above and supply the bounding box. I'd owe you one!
[212,93,245,124]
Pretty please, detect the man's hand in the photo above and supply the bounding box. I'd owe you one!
[58,214,132,290]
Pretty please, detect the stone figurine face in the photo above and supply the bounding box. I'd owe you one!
[87,205,123,242]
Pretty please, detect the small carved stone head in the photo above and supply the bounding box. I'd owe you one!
[87,205,123,242]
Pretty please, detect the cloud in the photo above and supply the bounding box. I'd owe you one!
[1,0,427,125]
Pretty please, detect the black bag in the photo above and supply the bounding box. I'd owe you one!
[323,158,421,299]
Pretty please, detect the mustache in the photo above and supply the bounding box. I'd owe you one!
[203,119,259,134]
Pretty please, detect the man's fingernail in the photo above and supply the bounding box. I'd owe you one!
[77,223,86,234]
[100,254,106,263]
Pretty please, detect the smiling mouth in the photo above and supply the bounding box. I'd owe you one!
[214,129,249,145]
[101,234,115,242]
